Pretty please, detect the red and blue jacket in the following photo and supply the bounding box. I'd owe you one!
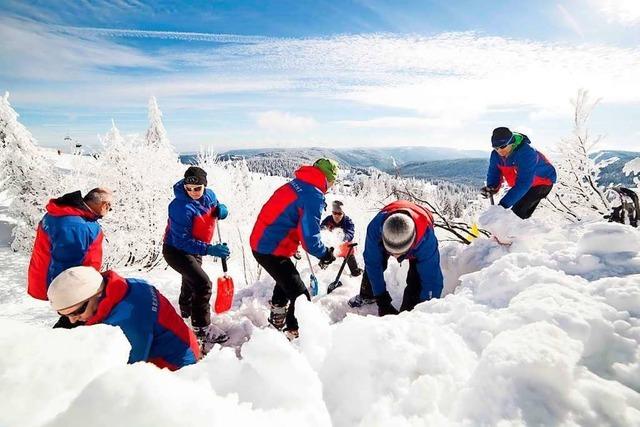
[28,191,103,301]
[321,214,355,242]
[164,180,222,255]
[87,271,200,370]
[251,166,330,258]
[486,133,556,208]
[364,200,443,301]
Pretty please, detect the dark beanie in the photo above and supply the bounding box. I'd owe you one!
[184,166,207,186]
[491,127,513,148]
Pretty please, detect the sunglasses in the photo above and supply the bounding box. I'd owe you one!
[332,211,343,215]
[495,143,510,150]
[185,185,204,192]
[58,299,89,317]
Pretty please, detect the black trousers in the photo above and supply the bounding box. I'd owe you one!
[253,251,310,331]
[511,185,553,219]
[346,253,360,275]
[163,244,212,328]
[358,257,430,312]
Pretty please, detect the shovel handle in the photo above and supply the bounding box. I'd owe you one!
[217,224,228,274]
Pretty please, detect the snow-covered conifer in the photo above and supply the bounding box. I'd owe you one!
[0,92,58,252]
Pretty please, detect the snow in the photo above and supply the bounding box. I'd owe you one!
[1,159,640,426]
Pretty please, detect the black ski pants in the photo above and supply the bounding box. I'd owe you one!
[253,251,310,331]
[163,243,212,328]
[358,256,430,312]
[511,185,553,219]
[346,253,360,275]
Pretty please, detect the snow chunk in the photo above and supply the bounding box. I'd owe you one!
[577,222,640,254]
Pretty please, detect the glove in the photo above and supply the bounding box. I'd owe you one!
[207,243,230,258]
[376,291,399,316]
[318,247,336,270]
[480,186,498,198]
[215,203,229,220]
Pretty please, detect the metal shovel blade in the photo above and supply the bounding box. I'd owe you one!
[327,280,342,294]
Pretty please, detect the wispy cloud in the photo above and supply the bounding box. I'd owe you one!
[595,0,640,26]
[256,111,317,133]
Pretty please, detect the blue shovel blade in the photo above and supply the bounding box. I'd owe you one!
[310,274,319,296]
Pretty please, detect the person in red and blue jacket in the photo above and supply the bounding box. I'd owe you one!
[482,127,556,219]
[27,188,113,329]
[349,200,443,316]
[162,166,230,352]
[48,266,200,371]
[321,200,362,276]
[250,158,338,338]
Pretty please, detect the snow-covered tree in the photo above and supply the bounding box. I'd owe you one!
[97,116,181,269]
[0,92,58,252]
[145,96,171,150]
[545,89,612,222]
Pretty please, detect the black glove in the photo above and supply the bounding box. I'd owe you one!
[480,186,498,198]
[318,247,336,270]
[376,291,399,316]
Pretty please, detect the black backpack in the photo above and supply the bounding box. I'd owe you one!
[605,187,639,227]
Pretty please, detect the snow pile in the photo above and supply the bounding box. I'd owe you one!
[2,173,640,426]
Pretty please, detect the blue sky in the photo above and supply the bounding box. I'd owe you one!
[1,0,639,153]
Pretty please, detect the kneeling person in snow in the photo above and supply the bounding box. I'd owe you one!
[321,200,363,277]
[481,127,556,219]
[250,158,338,339]
[48,266,200,370]
[348,201,443,316]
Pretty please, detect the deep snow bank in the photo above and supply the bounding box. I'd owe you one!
[1,207,640,426]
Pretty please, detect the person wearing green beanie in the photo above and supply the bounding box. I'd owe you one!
[313,158,339,184]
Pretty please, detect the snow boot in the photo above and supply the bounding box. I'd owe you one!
[350,267,363,277]
[348,294,376,308]
[268,301,287,331]
[194,324,229,354]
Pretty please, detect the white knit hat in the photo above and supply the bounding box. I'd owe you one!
[47,266,103,311]
[382,213,416,255]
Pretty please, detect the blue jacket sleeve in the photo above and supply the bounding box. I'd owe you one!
[103,304,153,364]
[363,213,388,297]
[486,151,502,189]
[414,227,444,301]
[300,194,327,259]
[168,205,209,255]
[342,216,355,242]
[499,146,537,208]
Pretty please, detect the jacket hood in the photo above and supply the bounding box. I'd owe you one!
[294,166,328,193]
[45,191,98,220]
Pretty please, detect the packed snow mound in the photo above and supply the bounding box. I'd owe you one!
[2,191,640,425]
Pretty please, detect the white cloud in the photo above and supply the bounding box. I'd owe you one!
[595,0,640,26]
[256,111,317,133]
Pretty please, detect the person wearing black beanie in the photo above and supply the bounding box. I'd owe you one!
[162,166,230,354]
[481,127,557,219]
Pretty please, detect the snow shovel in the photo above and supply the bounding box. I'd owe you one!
[213,225,234,314]
[304,250,319,297]
[327,243,357,294]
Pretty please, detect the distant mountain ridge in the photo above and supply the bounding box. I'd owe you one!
[179,147,639,188]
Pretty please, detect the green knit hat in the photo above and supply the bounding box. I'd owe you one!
[313,158,339,183]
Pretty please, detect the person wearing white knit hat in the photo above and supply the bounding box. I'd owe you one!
[348,200,443,316]
[49,266,200,370]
